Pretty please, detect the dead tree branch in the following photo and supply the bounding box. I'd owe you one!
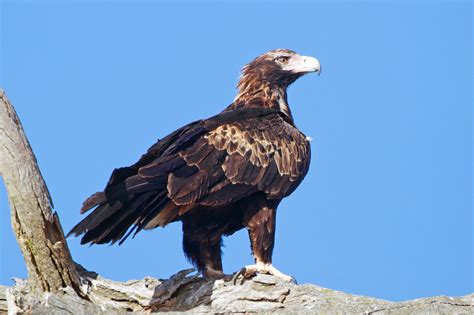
[0,89,82,295]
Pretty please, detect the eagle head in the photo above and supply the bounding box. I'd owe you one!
[238,49,321,91]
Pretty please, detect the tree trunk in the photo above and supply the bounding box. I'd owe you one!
[0,89,82,295]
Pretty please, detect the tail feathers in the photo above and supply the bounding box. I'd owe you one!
[81,192,106,214]
[79,191,157,245]
[118,193,170,244]
[80,174,166,214]
[68,190,178,245]
[80,166,139,214]
[135,198,179,233]
[67,201,122,238]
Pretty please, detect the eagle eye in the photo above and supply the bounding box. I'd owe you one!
[276,56,290,65]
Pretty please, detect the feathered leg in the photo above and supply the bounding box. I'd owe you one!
[233,195,295,284]
[182,220,226,279]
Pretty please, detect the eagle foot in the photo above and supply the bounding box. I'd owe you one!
[203,267,233,281]
[232,263,297,285]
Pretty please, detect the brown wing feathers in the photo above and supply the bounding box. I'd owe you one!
[68,109,310,245]
[207,114,309,198]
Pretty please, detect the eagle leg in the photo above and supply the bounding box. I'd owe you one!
[182,217,225,277]
[232,262,296,284]
[233,194,296,284]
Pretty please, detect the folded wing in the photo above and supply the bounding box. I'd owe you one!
[68,109,310,245]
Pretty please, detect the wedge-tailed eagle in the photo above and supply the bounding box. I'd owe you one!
[68,49,321,282]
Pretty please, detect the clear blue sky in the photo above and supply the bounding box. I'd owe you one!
[0,0,471,302]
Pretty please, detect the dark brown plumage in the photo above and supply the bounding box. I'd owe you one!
[68,49,321,282]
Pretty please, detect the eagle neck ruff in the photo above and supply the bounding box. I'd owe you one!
[228,82,294,124]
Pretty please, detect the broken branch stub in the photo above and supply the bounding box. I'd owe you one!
[0,89,82,295]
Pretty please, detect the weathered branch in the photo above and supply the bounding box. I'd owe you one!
[1,267,473,314]
[0,89,82,294]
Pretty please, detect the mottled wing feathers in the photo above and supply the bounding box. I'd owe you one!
[159,112,309,207]
[205,113,310,197]
[69,108,310,245]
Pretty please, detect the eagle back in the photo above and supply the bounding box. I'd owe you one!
[179,112,311,200]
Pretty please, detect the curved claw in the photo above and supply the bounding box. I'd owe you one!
[232,268,245,285]
[232,267,257,285]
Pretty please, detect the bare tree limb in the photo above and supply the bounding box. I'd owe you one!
[0,89,82,295]
[2,267,473,314]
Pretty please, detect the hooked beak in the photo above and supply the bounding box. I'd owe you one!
[283,55,321,75]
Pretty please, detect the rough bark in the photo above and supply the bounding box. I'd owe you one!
[0,266,472,314]
[0,89,82,295]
